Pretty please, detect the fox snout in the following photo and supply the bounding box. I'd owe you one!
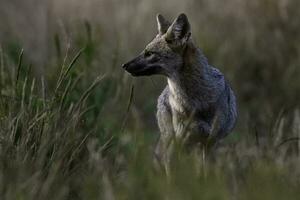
[122,55,162,77]
[122,57,145,77]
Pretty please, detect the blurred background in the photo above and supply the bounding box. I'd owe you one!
[1,0,300,199]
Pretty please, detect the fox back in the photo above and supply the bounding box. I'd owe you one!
[122,13,237,157]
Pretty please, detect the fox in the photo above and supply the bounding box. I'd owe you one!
[122,13,237,169]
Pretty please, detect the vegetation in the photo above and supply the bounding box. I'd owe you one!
[1,0,300,199]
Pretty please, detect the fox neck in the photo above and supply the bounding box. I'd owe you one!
[167,43,216,110]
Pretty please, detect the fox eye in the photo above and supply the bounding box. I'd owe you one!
[165,38,172,44]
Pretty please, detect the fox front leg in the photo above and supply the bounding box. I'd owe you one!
[155,99,175,176]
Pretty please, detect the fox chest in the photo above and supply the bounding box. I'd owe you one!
[168,95,196,136]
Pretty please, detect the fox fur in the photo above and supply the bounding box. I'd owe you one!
[122,13,237,165]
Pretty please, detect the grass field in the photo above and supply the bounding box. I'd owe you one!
[1,0,300,199]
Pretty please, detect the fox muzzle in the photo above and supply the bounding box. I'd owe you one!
[122,55,162,76]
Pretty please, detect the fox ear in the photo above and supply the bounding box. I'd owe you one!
[165,13,191,45]
[156,14,171,35]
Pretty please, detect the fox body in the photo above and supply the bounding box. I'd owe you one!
[122,14,237,163]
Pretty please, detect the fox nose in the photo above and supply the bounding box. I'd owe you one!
[122,63,128,70]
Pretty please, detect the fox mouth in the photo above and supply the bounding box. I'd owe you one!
[129,67,160,76]
[123,64,161,76]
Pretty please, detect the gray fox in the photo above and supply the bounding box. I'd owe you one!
[122,13,237,166]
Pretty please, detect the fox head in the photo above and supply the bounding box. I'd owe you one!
[122,13,192,77]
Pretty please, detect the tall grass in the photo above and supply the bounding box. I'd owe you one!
[0,0,300,199]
